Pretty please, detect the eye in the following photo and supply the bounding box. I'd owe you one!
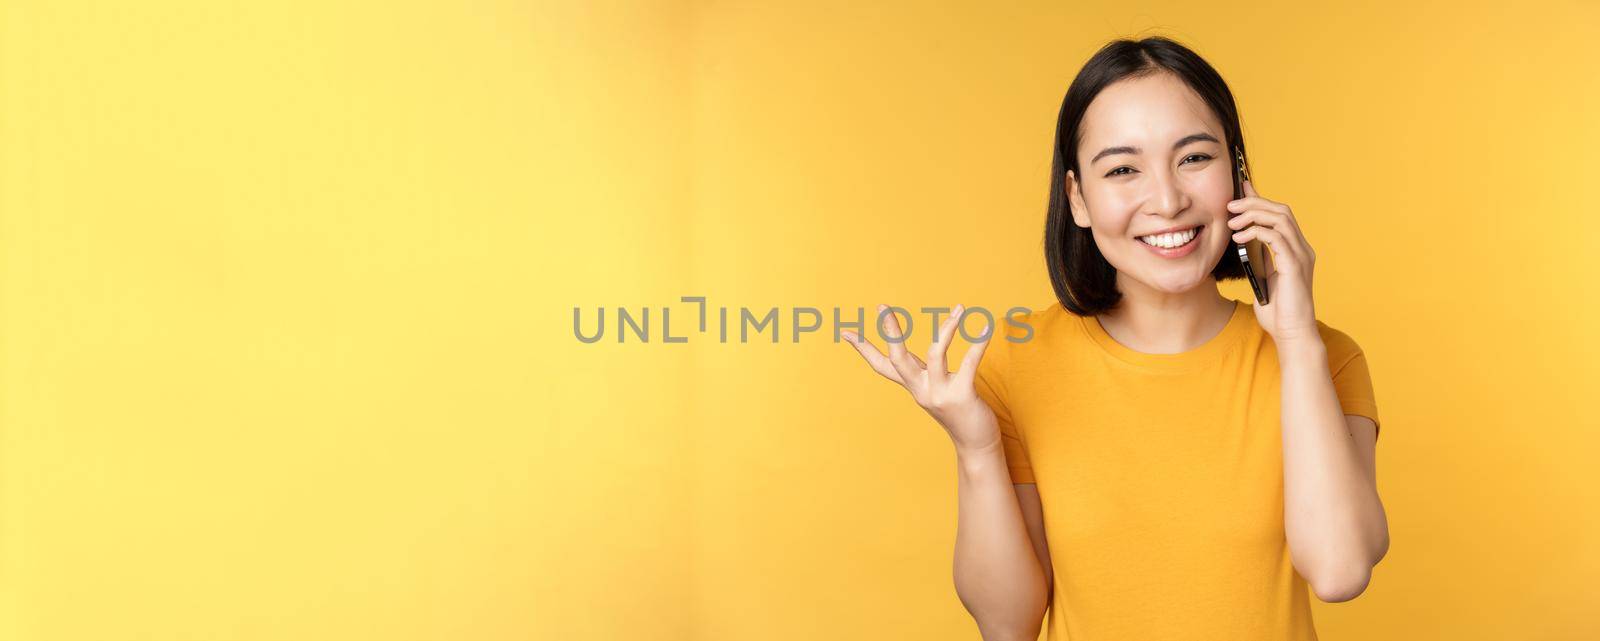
[1105,154,1211,178]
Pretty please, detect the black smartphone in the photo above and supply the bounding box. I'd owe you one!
[1232,146,1272,305]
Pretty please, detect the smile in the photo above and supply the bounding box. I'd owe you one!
[1137,225,1203,258]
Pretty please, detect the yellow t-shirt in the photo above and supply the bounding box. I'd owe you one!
[974,298,1380,641]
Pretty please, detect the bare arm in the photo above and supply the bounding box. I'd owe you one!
[842,304,1049,640]
[1015,483,1054,606]
[1226,180,1388,602]
[1278,339,1389,602]
[952,442,1051,640]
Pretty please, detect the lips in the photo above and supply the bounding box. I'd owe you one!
[1137,225,1203,247]
[1138,224,1204,237]
[1137,224,1204,258]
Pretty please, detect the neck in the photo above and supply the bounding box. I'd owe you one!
[1097,275,1236,355]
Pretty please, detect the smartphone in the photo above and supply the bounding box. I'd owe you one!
[1232,146,1273,305]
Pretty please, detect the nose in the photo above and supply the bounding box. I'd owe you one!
[1143,167,1190,219]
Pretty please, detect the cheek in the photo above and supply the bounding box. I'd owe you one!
[1203,168,1236,207]
[1082,188,1138,232]
[1092,211,1138,241]
[1194,175,1236,226]
[1206,183,1231,205]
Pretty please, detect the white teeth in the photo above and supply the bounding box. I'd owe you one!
[1139,227,1199,249]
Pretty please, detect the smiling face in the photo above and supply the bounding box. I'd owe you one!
[1066,71,1236,297]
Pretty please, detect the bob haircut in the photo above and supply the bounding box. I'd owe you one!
[1045,36,1251,317]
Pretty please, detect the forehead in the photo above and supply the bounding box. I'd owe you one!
[1078,72,1223,158]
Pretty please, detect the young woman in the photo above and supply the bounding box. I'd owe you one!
[841,36,1386,640]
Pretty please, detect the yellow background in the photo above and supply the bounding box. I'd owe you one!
[3,1,1597,639]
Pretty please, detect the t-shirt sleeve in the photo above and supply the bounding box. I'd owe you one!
[1319,323,1382,442]
[972,327,1035,484]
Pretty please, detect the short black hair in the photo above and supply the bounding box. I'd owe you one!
[1044,36,1250,317]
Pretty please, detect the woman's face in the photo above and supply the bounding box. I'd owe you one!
[1067,71,1235,296]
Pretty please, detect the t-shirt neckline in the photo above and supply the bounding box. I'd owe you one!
[1078,299,1252,372]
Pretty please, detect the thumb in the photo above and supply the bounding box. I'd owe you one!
[1242,179,1258,197]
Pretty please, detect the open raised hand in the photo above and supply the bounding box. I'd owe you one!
[841,304,999,453]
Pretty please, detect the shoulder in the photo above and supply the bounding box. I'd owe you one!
[999,299,1076,341]
[976,300,1068,374]
[1312,319,1367,370]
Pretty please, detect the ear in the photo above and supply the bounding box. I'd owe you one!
[1065,170,1091,229]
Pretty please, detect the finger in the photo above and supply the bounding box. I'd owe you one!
[952,318,994,386]
[878,304,922,382]
[882,307,928,369]
[1235,178,1273,207]
[926,304,964,383]
[1226,197,1289,217]
[1274,205,1311,261]
[841,331,904,384]
[1229,182,1305,252]
[1225,209,1310,260]
[1231,225,1298,267]
[1225,209,1288,232]
[906,350,928,370]
[889,312,929,371]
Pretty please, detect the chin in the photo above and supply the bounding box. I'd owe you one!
[1135,257,1221,294]
[1112,235,1226,293]
[1146,277,1206,294]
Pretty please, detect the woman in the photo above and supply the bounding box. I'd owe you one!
[841,36,1386,640]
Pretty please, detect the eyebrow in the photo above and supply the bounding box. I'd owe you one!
[1089,132,1220,165]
